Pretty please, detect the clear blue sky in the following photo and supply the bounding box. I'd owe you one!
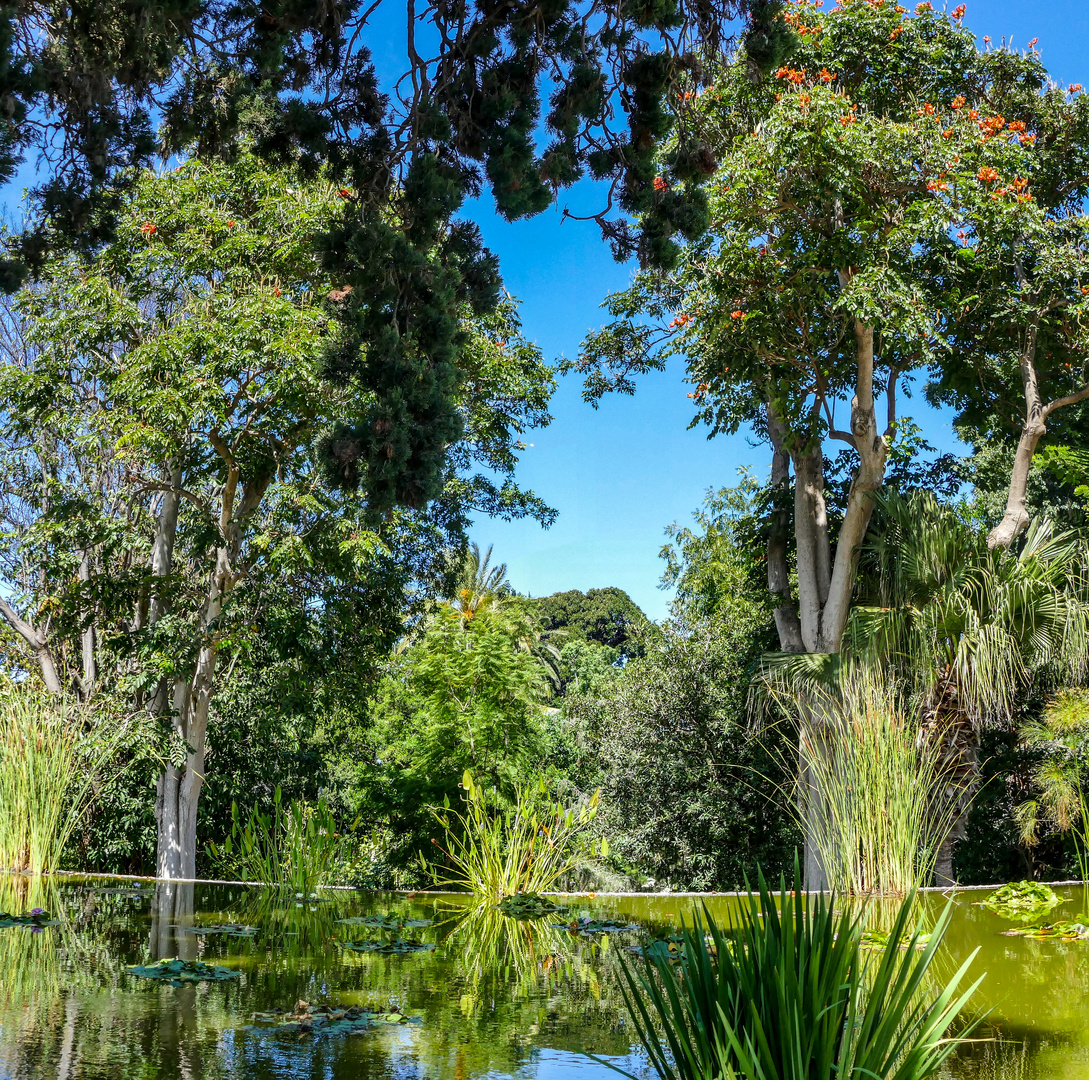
[465,0,1089,620]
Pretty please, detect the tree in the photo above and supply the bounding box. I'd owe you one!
[0,152,555,877]
[570,1,1039,659]
[533,587,651,659]
[924,78,1089,549]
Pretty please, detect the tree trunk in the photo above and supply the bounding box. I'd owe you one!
[78,548,96,699]
[0,596,63,696]
[766,402,804,654]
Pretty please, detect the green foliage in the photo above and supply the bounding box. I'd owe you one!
[428,770,604,901]
[208,787,352,894]
[611,875,981,1080]
[790,673,960,895]
[248,1003,418,1035]
[981,881,1062,923]
[0,684,119,874]
[1000,920,1089,941]
[566,610,794,891]
[495,893,567,919]
[533,587,651,659]
[125,958,240,986]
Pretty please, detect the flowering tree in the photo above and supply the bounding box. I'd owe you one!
[573,0,1030,656]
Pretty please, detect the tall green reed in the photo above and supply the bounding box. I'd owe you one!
[797,673,959,895]
[0,686,111,874]
[610,870,981,1080]
[427,771,606,900]
[207,786,353,894]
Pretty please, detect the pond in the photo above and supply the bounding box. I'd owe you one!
[1,876,1088,1080]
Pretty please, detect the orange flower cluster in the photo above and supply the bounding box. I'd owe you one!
[338,188,351,198]
[942,129,954,139]
[977,166,998,182]
[915,1,931,10]
[889,26,903,40]
[653,176,669,192]
[926,179,949,192]
[1027,37,1038,48]
[1070,84,1084,94]
[730,310,745,320]
[978,114,1005,138]
[1007,120,1026,133]
[775,66,808,84]
[1021,133,1037,144]
[669,312,694,329]
[686,382,710,399]
[820,68,835,82]
[140,221,156,235]
[798,93,811,106]
[839,113,857,125]
[951,95,966,110]
[952,3,966,18]
[918,103,936,116]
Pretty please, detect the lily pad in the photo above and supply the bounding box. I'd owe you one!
[336,915,432,931]
[1001,919,1089,940]
[981,881,1063,922]
[553,916,640,935]
[87,883,152,898]
[338,938,437,955]
[182,923,259,937]
[496,893,567,919]
[248,999,419,1036]
[628,935,685,959]
[860,929,932,953]
[126,958,240,986]
[0,909,56,930]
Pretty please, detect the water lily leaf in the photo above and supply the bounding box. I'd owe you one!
[1001,919,1089,940]
[183,923,259,937]
[553,917,640,935]
[0,910,57,929]
[126,958,240,986]
[337,938,437,954]
[496,893,566,919]
[627,936,684,959]
[246,1000,420,1036]
[336,915,432,931]
[981,881,1063,922]
[860,929,932,952]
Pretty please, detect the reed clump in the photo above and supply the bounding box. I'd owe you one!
[428,771,606,901]
[0,685,105,874]
[798,673,959,895]
[614,871,980,1080]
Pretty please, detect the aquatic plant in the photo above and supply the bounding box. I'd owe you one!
[248,1000,418,1036]
[182,923,259,937]
[0,686,115,874]
[611,871,981,1080]
[126,958,240,985]
[337,938,437,954]
[793,672,960,894]
[553,916,640,935]
[337,914,433,930]
[428,771,605,902]
[208,786,354,894]
[496,892,566,919]
[1000,920,1089,940]
[981,881,1063,922]
[0,909,56,930]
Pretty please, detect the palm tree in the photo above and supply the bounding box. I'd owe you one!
[767,491,1089,887]
[851,491,1089,883]
[446,543,516,627]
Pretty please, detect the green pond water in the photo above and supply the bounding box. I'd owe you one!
[1,876,1089,1080]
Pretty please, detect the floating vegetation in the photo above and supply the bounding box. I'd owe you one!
[553,916,640,935]
[337,938,437,955]
[981,881,1063,922]
[496,893,566,919]
[336,915,432,931]
[860,929,932,953]
[182,923,259,937]
[126,958,241,986]
[1001,920,1089,941]
[86,882,152,898]
[248,999,419,1036]
[0,908,56,930]
[628,935,685,960]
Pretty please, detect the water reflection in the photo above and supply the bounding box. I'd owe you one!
[1,879,1088,1079]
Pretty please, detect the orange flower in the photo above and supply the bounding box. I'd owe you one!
[227,220,235,228]
[1021,133,1037,144]
[669,313,693,329]
[978,114,1005,137]
[915,1,931,10]
[140,221,156,235]
[798,93,811,106]
[338,188,351,198]
[926,179,949,192]
[653,176,669,192]
[1007,120,1026,133]
[1070,84,1084,94]
[274,287,282,297]
[952,3,965,18]
[942,129,954,139]
[951,95,966,110]
[1027,37,1038,48]
[730,310,745,320]
[820,67,835,82]
[919,103,935,115]
[839,114,856,125]
[977,166,999,182]
[890,26,903,39]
